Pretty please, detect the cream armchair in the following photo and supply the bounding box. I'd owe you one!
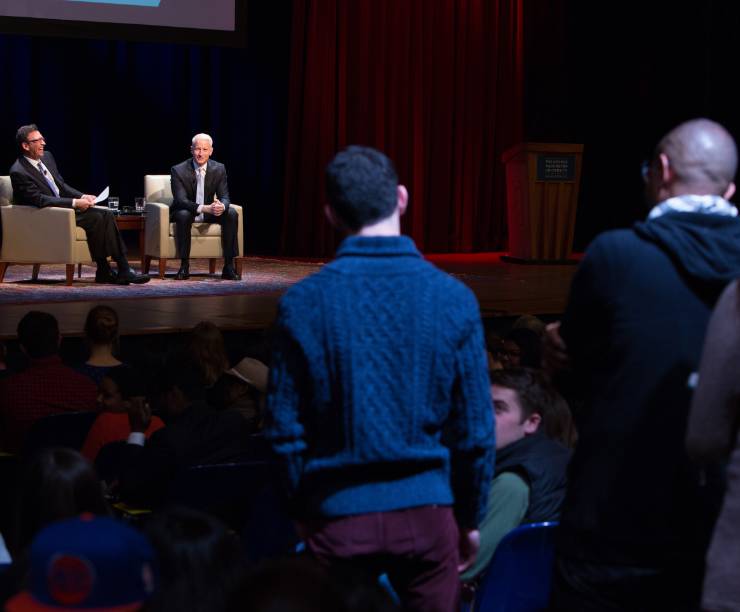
[143,175,244,279]
[0,175,94,285]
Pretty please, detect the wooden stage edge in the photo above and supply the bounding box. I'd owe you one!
[0,253,579,339]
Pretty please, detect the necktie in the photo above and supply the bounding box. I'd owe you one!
[196,166,205,206]
[38,162,60,197]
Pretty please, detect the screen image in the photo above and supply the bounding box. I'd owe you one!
[0,0,236,31]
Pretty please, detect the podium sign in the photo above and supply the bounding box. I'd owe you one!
[502,143,583,263]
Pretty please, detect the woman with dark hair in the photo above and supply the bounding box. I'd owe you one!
[185,321,231,387]
[76,304,124,386]
[81,365,165,462]
[502,327,542,369]
[142,507,245,612]
[9,447,109,557]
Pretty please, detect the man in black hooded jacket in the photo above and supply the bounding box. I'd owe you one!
[546,118,740,611]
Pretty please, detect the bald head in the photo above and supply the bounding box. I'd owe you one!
[656,118,737,195]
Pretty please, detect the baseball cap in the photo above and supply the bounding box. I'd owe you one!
[6,514,157,612]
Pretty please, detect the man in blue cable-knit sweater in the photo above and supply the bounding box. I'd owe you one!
[265,146,494,612]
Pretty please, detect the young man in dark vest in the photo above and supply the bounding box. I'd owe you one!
[461,367,571,583]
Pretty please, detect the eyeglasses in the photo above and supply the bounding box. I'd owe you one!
[27,136,45,144]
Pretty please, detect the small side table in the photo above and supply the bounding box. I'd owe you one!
[77,213,147,278]
[115,214,146,270]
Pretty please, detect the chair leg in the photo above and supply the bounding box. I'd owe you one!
[0,262,7,283]
[158,258,167,279]
[78,263,82,278]
[235,258,243,279]
[65,264,74,285]
[144,255,152,275]
[209,259,217,275]
[32,264,41,281]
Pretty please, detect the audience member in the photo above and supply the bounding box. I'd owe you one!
[76,305,124,386]
[461,368,570,583]
[5,515,157,611]
[185,322,230,387]
[115,353,255,507]
[686,278,740,612]
[266,146,493,612]
[9,448,109,558]
[141,507,245,612]
[0,312,97,453]
[545,118,740,611]
[207,356,267,431]
[81,366,165,463]
[511,314,546,336]
[502,327,541,368]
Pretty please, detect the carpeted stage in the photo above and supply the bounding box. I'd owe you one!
[0,254,578,339]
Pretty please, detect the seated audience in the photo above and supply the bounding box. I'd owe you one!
[142,507,245,612]
[114,353,256,507]
[5,515,157,612]
[461,368,571,583]
[76,304,124,386]
[686,278,740,612]
[81,366,165,463]
[0,311,97,453]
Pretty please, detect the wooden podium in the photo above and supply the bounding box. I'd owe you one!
[501,142,584,263]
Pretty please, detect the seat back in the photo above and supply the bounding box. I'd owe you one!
[23,411,98,456]
[473,521,558,612]
[144,175,173,205]
[164,460,298,561]
[0,176,12,207]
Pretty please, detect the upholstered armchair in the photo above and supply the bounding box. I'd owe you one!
[143,175,244,279]
[0,175,94,285]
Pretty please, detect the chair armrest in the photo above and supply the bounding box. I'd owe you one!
[144,202,170,256]
[1,205,77,262]
[231,204,244,256]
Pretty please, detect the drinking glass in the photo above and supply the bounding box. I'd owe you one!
[108,196,119,212]
[134,197,145,213]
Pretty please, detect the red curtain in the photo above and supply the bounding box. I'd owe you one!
[282,0,524,257]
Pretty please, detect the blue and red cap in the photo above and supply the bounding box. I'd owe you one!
[7,514,157,612]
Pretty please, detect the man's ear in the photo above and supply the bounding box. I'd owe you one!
[524,412,542,435]
[397,185,408,216]
[658,153,673,184]
[723,182,736,201]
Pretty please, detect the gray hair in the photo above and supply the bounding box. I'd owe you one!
[191,133,213,147]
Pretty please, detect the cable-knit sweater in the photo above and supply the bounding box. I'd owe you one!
[266,235,494,527]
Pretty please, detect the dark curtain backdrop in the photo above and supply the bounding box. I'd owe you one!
[282,0,524,257]
[0,0,292,254]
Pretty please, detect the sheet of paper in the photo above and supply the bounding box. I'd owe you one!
[94,186,110,203]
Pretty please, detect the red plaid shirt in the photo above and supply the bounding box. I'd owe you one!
[0,355,97,453]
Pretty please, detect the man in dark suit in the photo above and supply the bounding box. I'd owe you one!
[170,133,239,280]
[9,124,149,285]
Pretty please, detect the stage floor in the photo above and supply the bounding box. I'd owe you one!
[0,254,578,339]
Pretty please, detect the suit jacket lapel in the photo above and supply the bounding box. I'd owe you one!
[19,156,54,196]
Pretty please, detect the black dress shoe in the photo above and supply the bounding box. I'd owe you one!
[95,269,120,284]
[221,265,239,281]
[117,270,150,284]
[174,264,190,280]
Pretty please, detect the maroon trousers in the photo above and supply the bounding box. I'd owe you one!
[303,506,460,612]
